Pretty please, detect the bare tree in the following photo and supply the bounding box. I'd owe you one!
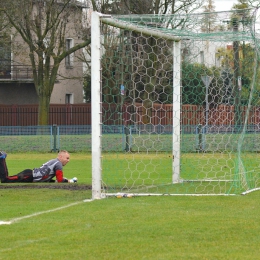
[89,0,205,15]
[201,0,218,32]
[240,0,255,8]
[0,0,91,125]
[83,0,206,123]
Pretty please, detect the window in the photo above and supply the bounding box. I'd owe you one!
[215,53,220,67]
[182,47,190,62]
[65,39,74,68]
[65,93,74,104]
[200,51,204,64]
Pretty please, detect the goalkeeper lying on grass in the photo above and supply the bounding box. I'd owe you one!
[0,150,77,183]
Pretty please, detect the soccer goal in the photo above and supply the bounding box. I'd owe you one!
[91,9,260,199]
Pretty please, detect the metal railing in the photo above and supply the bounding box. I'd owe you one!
[0,65,33,80]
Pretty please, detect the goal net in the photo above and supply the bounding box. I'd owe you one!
[91,9,260,198]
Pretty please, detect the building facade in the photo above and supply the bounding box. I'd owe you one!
[0,1,86,105]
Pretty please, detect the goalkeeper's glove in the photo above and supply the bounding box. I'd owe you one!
[68,177,78,183]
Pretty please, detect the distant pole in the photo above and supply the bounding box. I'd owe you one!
[233,17,241,131]
[52,124,58,152]
[201,75,213,133]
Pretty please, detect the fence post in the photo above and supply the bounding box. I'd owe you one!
[124,126,131,152]
[51,124,59,152]
[196,124,205,152]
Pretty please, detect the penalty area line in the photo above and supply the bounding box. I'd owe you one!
[0,199,93,226]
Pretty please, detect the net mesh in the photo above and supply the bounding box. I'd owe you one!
[96,8,260,195]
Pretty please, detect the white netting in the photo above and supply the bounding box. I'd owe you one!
[91,9,260,197]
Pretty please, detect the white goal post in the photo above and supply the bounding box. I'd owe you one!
[91,11,181,199]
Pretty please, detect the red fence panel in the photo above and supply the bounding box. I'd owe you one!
[1,103,260,126]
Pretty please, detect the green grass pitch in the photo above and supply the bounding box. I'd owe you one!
[1,153,260,259]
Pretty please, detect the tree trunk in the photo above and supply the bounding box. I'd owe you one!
[38,94,50,125]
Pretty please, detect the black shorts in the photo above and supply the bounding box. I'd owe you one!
[1,169,33,183]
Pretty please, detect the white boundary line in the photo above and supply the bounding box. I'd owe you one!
[0,199,93,225]
[241,187,260,195]
[104,193,237,197]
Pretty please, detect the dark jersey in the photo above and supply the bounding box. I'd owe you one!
[32,158,64,182]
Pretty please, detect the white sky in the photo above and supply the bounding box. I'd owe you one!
[214,0,237,11]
